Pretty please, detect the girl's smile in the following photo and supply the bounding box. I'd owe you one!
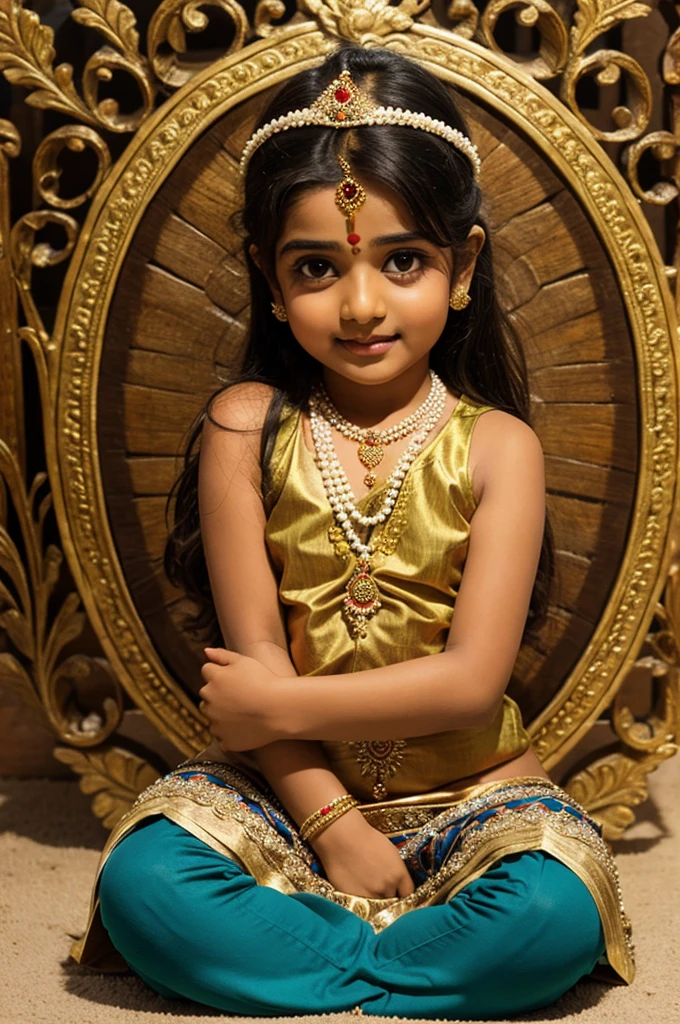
[270,180,462,402]
[260,178,485,419]
[336,334,399,355]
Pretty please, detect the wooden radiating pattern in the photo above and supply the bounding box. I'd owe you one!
[97,94,637,718]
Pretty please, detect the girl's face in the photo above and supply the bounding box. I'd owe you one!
[262,181,484,394]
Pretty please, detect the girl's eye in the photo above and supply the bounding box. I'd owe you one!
[295,250,427,280]
[299,259,335,280]
[384,251,423,274]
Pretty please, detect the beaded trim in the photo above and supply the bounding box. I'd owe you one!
[240,71,481,178]
[122,763,633,971]
[74,764,633,983]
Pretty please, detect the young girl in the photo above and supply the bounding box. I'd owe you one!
[74,45,634,1018]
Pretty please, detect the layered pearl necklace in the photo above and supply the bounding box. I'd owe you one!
[314,371,446,488]
[309,372,448,638]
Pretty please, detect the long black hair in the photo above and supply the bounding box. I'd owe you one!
[164,44,554,645]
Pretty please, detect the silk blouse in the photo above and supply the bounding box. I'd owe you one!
[258,393,532,804]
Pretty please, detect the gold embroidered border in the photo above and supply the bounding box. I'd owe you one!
[72,765,634,984]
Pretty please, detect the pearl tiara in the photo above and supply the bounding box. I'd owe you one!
[239,70,481,178]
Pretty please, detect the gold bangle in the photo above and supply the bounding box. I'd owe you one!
[299,794,357,840]
[302,798,359,843]
[299,794,359,843]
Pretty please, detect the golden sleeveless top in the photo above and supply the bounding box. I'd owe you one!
[260,393,531,803]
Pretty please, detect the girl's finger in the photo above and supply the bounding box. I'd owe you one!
[203,647,235,665]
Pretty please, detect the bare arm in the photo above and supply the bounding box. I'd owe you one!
[198,383,350,825]
[198,383,415,897]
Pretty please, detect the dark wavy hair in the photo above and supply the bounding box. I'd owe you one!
[164,44,554,646]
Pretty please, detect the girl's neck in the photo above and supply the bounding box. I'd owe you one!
[320,359,433,429]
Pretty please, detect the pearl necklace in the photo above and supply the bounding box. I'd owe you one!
[309,380,448,637]
[315,371,446,487]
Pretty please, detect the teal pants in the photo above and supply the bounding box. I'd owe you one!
[99,817,605,1019]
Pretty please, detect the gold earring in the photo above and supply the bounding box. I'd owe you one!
[449,286,471,311]
[271,302,288,322]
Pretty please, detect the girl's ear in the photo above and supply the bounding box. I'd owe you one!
[249,243,284,305]
[453,225,486,293]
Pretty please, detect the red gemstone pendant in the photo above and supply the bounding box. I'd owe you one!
[347,232,361,245]
[335,87,351,103]
[342,183,357,199]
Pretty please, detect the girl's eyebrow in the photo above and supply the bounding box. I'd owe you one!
[278,231,426,257]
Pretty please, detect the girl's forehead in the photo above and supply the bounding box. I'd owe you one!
[278,183,416,247]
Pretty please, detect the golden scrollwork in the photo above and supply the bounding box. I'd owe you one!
[561,49,652,143]
[0,440,124,747]
[565,561,680,840]
[148,0,250,89]
[444,0,479,40]
[0,1,94,124]
[254,0,288,38]
[0,0,679,839]
[53,744,162,828]
[74,1,155,132]
[10,210,79,350]
[570,0,651,54]
[33,126,112,211]
[480,0,569,80]
[625,131,679,206]
[0,0,154,132]
[0,119,22,469]
[557,0,653,142]
[474,0,654,142]
[0,115,19,159]
[564,748,674,841]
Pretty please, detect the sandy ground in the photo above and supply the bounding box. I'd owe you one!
[1,755,679,1024]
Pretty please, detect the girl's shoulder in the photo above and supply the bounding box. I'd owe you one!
[208,381,277,434]
[467,406,544,506]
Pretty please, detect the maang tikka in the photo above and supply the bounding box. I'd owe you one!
[335,155,366,253]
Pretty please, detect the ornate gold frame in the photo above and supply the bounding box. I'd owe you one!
[1,0,679,837]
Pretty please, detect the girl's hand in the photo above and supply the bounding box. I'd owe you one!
[198,647,288,751]
[311,809,415,899]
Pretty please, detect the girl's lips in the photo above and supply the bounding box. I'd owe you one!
[337,335,398,356]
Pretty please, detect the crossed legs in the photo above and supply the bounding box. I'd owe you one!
[98,816,605,1020]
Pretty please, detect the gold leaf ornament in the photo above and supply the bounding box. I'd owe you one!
[0,3,92,123]
[70,0,141,59]
[570,0,652,57]
[0,651,47,719]
[301,0,430,43]
[564,749,672,841]
[53,745,162,829]
[0,441,124,746]
[0,1,154,132]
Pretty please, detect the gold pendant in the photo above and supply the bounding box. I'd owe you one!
[363,471,377,488]
[350,739,407,801]
[343,558,381,639]
[358,432,384,471]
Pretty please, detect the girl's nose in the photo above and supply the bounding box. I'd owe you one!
[339,270,387,324]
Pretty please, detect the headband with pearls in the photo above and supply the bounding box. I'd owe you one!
[239,70,481,178]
